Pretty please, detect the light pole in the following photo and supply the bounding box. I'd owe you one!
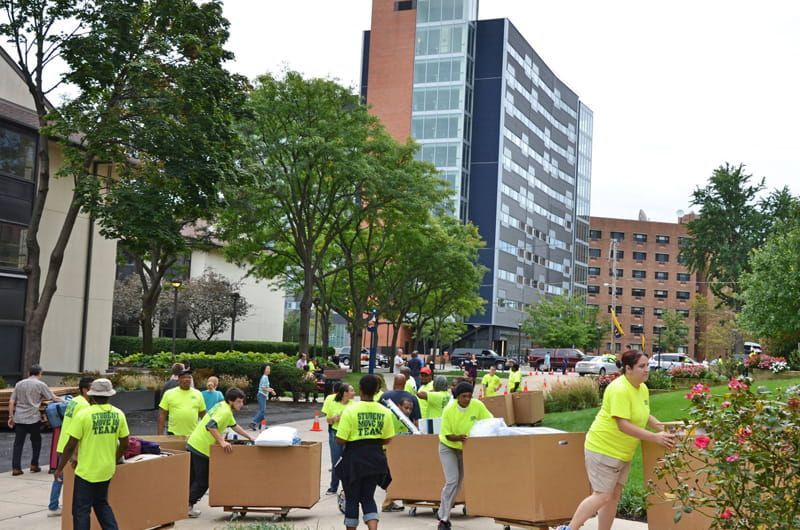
[312,297,320,359]
[367,309,378,375]
[229,292,240,351]
[169,280,182,360]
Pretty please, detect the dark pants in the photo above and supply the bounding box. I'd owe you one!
[188,449,210,505]
[72,475,118,530]
[342,475,379,527]
[12,421,41,470]
[328,428,344,491]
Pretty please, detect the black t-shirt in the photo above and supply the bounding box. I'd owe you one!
[408,357,424,377]
[380,390,421,422]
[464,360,478,378]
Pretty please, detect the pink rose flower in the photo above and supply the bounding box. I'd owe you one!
[721,507,734,519]
[725,454,739,462]
[728,378,749,392]
[694,435,711,450]
[721,401,731,408]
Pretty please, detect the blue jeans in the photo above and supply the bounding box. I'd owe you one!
[72,475,118,530]
[328,428,343,492]
[49,455,62,510]
[342,474,379,527]
[252,393,267,426]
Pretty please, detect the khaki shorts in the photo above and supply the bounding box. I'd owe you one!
[584,449,631,493]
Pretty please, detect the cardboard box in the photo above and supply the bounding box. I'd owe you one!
[62,450,189,530]
[385,434,464,503]
[482,394,515,426]
[209,442,321,508]
[137,435,187,452]
[511,391,545,425]
[642,441,712,530]
[463,432,589,522]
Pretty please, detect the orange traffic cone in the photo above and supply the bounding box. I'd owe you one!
[478,386,484,400]
[503,388,508,396]
[310,411,322,432]
[523,381,529,392]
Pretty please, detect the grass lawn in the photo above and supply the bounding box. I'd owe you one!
[541,377,800,514]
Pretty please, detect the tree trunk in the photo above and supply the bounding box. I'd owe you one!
[320,306,331,360]
[350,321,365,374]
[389,318,403,373]
[298,265,314,355]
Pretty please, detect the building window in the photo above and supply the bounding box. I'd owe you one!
[589,229,602,240]
[632,270,646,279]
[633,233,647,243]
[632,251,646,261]
[589,247,601,258]
[653,307,664,317]
[631,288,646,298]
[654,289,668,299]
[613,250,624,259]
[610,231,625,241]
[630,324,644,334]
[678,236,690,247]
[677,272,691,282]
[0,124,36,181]
[655,271,669,281]
[677,309,690,318]
[677,253,688,265]
[587,284,599,294]
[676,291,691,300]
[653,326,666,334]
[655,235,670,244]
[607,305,623,314]
[588,266,600,276]
[0,223,27,270]
[394,0,415,11]
[655,253,669,263]
[631,306,644,315]
[607,286,623,296]
[608,268,623,278]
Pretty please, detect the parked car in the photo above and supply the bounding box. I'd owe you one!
[649,353,702,371]
[575,355,620,376]
[743,341,762,355]
[527,348,585,370]
[334,347,389,368]
[449,349,509,370]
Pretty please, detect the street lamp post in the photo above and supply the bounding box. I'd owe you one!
[312,298,320,359]
[170,280,182,360]
[367,309,378,375]
[229,292,240,351]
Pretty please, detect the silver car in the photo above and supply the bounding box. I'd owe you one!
[575,355,620,376]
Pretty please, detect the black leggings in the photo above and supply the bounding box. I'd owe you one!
[188,450,210,505]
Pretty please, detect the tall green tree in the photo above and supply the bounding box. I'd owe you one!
[658,309,690,353]
[739,221,800,355]
[1,0,245,368]
[681,163,799,309]
[522,295,601,350]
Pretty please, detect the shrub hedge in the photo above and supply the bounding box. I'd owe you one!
[109,336,334,358]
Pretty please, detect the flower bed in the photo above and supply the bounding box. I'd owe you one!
[744,353,789,373]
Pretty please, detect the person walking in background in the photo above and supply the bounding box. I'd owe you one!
[441,351,448,370]
[55,378,129,530]
[201,376,224,413]
[48,376,94,517]
[463,354,478,385]
[322,383,355,495]
[508,362,523,393]
[562,356,569,375]
[393,348,405,374]
[437,382,492,530]
[481,365,502,397]
[163,363,186,393]
[335,374,395,530]
[8,364,64,476]
[250,364,276,430]
[407,351,424,388]
[543,352,551,373]
[557,350,675,530]
[158,368,205,436]
[186,388,254,518]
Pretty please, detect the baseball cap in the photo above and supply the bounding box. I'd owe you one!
[420,367,432,374]
[87,378,116,397]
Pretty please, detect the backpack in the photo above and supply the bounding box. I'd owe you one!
[45,396,72,428]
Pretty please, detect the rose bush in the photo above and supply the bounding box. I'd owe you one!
[744,353,789,373]
[652,376,800,528]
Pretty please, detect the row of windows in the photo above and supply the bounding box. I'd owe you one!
[506,44,578,122]
[413,57,465,84]
[505,74,577,146]
[497,268,565,296]
[604,305,690,318]
[411,114,461,140]
[504,91,576,165]
[590,229,689,246]
[416,0,471,24]
[0,222,27,270]
[588,267,690,282]
[0,127,36,182]
[416,142,460,168]
[412,86,462,112]
[415,25,466,57]
[501,151,574,209]
[503,112,575,186]
[500,184,567,228]
[589,249,680,264]
[587,284,692,300]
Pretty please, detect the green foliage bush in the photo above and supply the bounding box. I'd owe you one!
[109,336,334,358]
[645,369,673,390]
[544,378,600,413]
[0,376,6,390]
[617,483,647,521]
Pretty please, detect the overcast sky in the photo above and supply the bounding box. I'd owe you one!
[222,1,798,222]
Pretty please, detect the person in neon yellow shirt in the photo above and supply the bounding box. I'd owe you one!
[417,367,434,417]
[48,376,94,516]
[481,366,502,397]
[321,383,355,494]
[507,363,523,393]
[557,351,676,530]
[186,387,254,518]
[400,367,416,394]
[55,379,129,530]
[158,368,205,436]
[417,375,451,419]
[437,381,492,529]
[335,374,395,530]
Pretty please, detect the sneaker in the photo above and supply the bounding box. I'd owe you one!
[11,469,23,476]
[438,520,451,530]
[248,423,257,431]
[47,508,61,517]
[325,488,337,495]
[30,465,41,473]
[187,505,201,518]
[382,502,404,512]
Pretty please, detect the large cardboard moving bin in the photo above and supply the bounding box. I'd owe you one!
[482,394,515,426]
[511,391,545,425]
[642,440,712,530]
[385,434,464,503]
[209,442,321,509]
[62,450,189,530]
[463,432,589,523]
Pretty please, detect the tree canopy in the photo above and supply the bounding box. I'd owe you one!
[521,294,601,350]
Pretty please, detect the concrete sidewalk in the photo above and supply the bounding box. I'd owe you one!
[0,408,646,529]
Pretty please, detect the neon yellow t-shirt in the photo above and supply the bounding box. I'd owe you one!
[404,380,417,395]
[336,400,395,442]
[417,382,433,417]
[508,371,523,393]
[439,398,492,450]
[481,373,502,397]
[187,401,236,457]
[585,375,650,462]
[308,361,316,372]
[321,395,350,430]
[424,390,451,419]
[67,404,129,483]
[57,395,90,453]
[159,387,206,436]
